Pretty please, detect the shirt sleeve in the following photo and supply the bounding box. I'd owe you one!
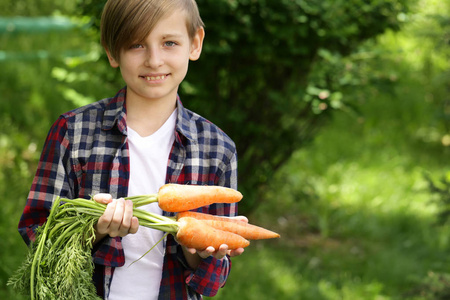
[184,255,231,297]
[18,116,75,245]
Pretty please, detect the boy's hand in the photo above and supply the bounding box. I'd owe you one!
[181,215,247,267]
[186,244,245,260]
[93,194,139,243]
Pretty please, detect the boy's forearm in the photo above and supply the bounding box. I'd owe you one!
[93,230,108,245]
[181,246,202,269]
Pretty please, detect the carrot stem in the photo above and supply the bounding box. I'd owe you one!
[30,196,62,300]
[129,232,170,267]
[124,194,158,207]
[61,198,180,234]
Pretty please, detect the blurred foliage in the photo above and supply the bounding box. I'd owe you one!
[425,172,450,226]
[1,0,449,299]
[0,0,76,16]
[0,17,93,299]
[405,272,450,299]
[77,0,417,212]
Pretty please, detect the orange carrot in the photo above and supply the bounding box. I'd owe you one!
[176,217,250,250]
[177,211,280,240]
[157,184,243,212]
[177,211,243,223]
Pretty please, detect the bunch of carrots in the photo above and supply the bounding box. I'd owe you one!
[8,184,279,300]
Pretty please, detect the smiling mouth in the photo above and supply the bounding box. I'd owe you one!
[141,74,169,81]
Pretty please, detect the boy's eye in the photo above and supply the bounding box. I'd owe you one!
[164,41,177,47]
[130,44,143,49]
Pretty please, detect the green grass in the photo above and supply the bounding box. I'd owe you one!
[207,87,449,299]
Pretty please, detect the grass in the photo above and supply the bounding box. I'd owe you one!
[206,85,449,299]
[206,121,448,299]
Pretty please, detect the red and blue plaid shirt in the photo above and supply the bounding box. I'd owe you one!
[18,87,239,299]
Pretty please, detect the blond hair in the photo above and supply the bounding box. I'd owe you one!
[100,0,204,61]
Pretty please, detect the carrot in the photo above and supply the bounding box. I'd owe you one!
[177,211,243,223]
[157,184,243,212]
[176,217,250,250]
[177,211,280,240]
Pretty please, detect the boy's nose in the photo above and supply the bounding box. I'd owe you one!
[145,48,164,68]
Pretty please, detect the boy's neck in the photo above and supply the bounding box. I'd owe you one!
[126,95,177,137]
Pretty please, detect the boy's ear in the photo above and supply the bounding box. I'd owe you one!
[189,27,205,61]
[105,49,120,68]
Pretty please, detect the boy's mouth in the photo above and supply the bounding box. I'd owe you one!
[140,74,169,81]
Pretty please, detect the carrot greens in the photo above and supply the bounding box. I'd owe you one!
[8,195,177,300]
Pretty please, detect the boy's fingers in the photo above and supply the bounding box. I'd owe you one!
[197,246,215,259]
[96,200,117,234]
[184,247,197,255]
[93,193,113,204]
[196,245,230,260]
[95,199,138,237]
[119,200,135,236]
[214,244,229,259]
[110,199,126,236]
[228,247,245,257]
[231,216,248,223]
[128,217,139,234]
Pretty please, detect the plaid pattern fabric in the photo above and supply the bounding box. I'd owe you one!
[18,87,238,299]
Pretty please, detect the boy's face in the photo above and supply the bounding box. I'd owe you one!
[106,9,204,105]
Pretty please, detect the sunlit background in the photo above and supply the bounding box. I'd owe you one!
[1,0,449,299]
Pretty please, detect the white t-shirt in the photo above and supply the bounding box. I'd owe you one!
[109,109,177,300]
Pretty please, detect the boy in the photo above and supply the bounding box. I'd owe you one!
[18,0,244,299]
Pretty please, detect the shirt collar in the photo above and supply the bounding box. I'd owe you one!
[101,87,196,144]
[175,95,197,144]
[101,87,127,134]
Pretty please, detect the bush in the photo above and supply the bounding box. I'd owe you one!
[425,173,450,226]
[78,0,415,212]
[406,272,450,299]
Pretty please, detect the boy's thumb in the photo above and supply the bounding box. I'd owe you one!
[93,193,113,204]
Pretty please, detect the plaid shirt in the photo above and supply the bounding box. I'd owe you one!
[18,87,239,299]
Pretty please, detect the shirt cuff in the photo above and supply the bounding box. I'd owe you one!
[92,236,125,267]
[184,255,230,297]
